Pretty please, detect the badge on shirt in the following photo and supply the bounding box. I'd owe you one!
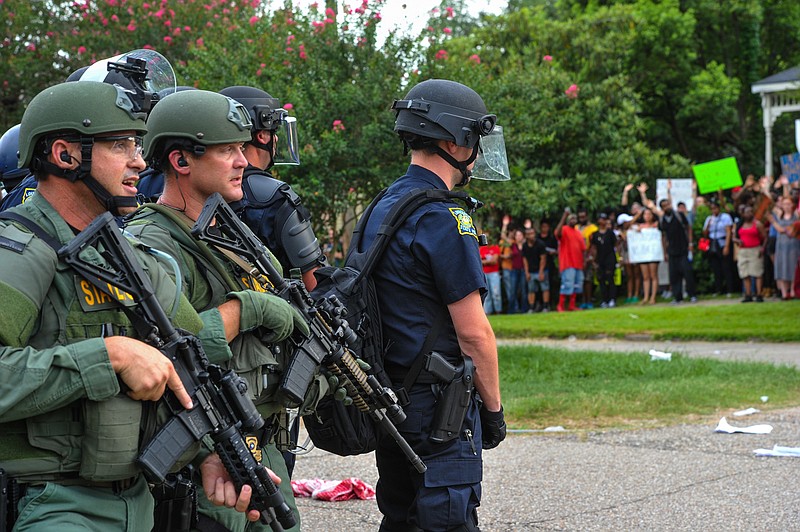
[75,276,136,311]
[449,207,478,240]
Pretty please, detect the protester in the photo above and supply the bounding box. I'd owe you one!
[733,205,767,302]
[630,207,661,304]
[501,224,526,313]
[660,198,697,304]
[555,208,585,312]
[589,213,618,307]
[522,226,549,312]
[767,195,800,300]
[577,207,598,309]
[617,212,640,303]
[481,232,503,314]
[702,199,735,296]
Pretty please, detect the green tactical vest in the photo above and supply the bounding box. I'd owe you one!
[0,202,202,482]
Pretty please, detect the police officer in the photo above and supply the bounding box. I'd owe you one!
[125,89,316,532]
[0,81,259,530]
[0,124,28,199]
[360,79,508,531]
[219,85,326,291]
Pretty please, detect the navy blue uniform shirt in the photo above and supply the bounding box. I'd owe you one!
[360,164,486,368]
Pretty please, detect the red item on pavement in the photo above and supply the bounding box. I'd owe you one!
[291,478,376,501]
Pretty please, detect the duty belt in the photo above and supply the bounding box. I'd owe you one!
[29,474,140,494]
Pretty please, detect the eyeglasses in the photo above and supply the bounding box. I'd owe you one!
[94,135,144,161]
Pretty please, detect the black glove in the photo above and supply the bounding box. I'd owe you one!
[480,405,507,450]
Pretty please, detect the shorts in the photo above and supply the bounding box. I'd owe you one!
[737,247,764,278]
[559,268,584,295]
[527,270,550,292]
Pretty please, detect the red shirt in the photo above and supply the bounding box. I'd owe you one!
[558,225,585,271]
[480,244,501,274]
[737,224,762,249]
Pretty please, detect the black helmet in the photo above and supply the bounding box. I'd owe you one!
[392,79,496,149]
[219,85,300,168]
[0,124,27,189]
[220,86,284,132]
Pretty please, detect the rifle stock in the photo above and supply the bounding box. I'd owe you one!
[192,193,427,473]
[58,212,296,530]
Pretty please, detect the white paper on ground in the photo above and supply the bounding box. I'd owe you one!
[732,407,761,417]
[649,349,672,361]
[715,417,773,434]
[753,445,800,457]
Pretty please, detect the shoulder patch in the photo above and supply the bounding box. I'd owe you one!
[21,188,36,203]
[449,207,478,239]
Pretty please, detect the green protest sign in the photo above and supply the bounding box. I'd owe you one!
[691,157,743,194]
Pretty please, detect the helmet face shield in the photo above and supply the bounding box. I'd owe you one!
[272,116,300,166]
[81,49,176,114]
[471,125,510,181]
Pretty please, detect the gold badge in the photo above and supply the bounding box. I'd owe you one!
[246,435,262,462]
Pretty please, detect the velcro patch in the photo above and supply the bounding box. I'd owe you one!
[21,188,36,203]
[449,207,478,239]
[75,276,136,312]
[0,235,26,254]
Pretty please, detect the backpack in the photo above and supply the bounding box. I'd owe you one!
[304,187,474,456]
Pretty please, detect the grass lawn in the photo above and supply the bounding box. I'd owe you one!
[500,345,800,430]
[489,298,800,342]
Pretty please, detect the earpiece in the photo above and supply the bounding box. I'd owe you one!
[177,155,189,167]
[60,151,74,163]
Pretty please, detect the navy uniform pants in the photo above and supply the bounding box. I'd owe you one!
[376,381,483,531]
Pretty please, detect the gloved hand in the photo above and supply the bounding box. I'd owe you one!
[324,372,353,406]
[226,290,310,342]
[480,404,507,450]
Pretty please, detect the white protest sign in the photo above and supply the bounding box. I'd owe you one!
[627,227,664,264]
[656,179,694,211]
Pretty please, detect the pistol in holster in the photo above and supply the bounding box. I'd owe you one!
[1,468,23,532]
[151,467,198,532]
[426,352,475,444]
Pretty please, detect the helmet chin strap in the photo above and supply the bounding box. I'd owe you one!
[433,143,480,187]
[35,136,138,216]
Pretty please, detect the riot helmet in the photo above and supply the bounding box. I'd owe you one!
[392,79,509,184]
[18,81,148,213]
[0,124,28,191]
[220,85,300,169]
[77,49,176,115]
[143,89,252,170]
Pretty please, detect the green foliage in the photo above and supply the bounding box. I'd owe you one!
[500,345,800,428]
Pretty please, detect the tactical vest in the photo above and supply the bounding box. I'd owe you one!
[0,206,200,482]
[124,205,325,419]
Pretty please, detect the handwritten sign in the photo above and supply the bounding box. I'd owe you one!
[627,227,664,264]
[692,157,743,194]
[656,178,694,211]
[779,153,800,184]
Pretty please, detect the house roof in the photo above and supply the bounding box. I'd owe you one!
[751,66,800,94]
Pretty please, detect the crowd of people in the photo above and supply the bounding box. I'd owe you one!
[480,177,800,314]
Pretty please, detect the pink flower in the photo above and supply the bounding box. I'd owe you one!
[163,35,172,44]
[127,21,136,31]
[286,34,295,44]
[300,50,308,60]
[249,15,258,25]
[26,43,36,51]
[564,84,579,99]
[435,49,448,60]
[111,14,119,22]
[310,1,318,8]
[256,68,262,76]
[154,8,165,17]
[324,17,334,24]
[283,103,294,110]
[443,27,452,34]
[543,55,552,62]
[143,2,150,8]
[195,38,204,47]
[325,7,335,16]
[446,6,454,18]
[469,54,480,64]
[332,119,345,132]
[77,45,87,54]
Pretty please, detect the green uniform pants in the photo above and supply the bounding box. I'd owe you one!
[14,476,153,531]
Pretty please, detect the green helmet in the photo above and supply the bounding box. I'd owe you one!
[143,89,252,163]
[19,81,147,168]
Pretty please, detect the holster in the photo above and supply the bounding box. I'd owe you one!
[427,353,475,444]
[1,469,23,532]
[151,467,197,532]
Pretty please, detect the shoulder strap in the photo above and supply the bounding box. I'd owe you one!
[351,188,469,282]
[0,211,62,251]
[131,204,240,292]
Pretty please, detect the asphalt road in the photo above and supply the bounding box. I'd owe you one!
[289,338,800,531]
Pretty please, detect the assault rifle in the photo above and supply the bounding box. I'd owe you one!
[191,193,426,473]
[58,212,295,531]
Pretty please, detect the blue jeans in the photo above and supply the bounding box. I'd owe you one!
[503,268,526,313]
[483,271,502,314]
[559,267,584,296]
